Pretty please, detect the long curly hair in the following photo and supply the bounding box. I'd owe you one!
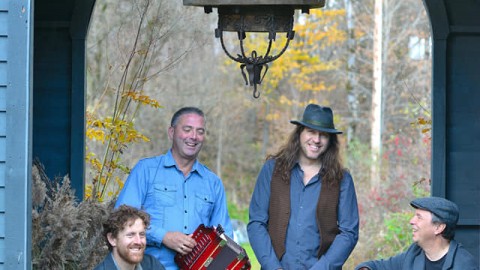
[267,125,345,187]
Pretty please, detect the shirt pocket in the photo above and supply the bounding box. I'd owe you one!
[195,193,214,218]
[153,184,177,207]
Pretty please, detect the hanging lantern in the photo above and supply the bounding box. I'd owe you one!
[183,0,326,98]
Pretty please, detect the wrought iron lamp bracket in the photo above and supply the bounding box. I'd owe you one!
[217,30,294,98]
[182,0,327,99]
[214,6,295,98]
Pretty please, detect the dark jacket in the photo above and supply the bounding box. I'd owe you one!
[93,252,165,270]
[355,240,479,270]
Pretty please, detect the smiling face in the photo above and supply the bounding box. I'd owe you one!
[168,113,205,162]
[299,127,330,162]
[410,208,445,248]
[108,218,147,267]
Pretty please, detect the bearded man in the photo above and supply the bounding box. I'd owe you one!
[248,104,359,269]
[94,205,165,270]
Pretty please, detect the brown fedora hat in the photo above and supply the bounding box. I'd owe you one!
[290,104,342,134]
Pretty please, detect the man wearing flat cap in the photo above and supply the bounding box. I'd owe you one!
[355,196,479,270]
[248,104,359,269]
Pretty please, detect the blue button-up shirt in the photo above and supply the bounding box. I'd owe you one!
[115,150,233,270]
[247,159,359,270]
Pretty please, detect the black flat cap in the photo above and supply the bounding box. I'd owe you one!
[410,197,459,227]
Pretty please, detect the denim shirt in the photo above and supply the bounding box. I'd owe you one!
[115,150,233,270]
[248,159,359,270]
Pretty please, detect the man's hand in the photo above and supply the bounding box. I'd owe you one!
[163,232,197,255]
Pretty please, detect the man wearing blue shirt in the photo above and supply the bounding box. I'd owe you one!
[115,107,233,270]
[248,104,359,270]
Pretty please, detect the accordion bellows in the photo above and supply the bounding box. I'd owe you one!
[174,224,251,270]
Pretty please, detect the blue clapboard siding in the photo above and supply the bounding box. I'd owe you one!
[0,96,5,237]
[0,63,5,86]
[0,162,4,187]
[0,3,7,268]
[0,9,6,36]
[0,212,4,237]
[0,65,5,86]
[4,0,32,269]
[0,38,6,63]
[0,125,4,259]
[0,211,4,264]
[0,112,5,137]
[0,87,5,111]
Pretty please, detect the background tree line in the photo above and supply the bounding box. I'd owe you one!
[83,0,432,267]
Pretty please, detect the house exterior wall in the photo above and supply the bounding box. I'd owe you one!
[0,1,7,267]
[3,0,33,269]
[33,0,95,201]
[424,0,480,264]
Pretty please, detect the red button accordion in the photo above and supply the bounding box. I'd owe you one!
[174,224,251,270]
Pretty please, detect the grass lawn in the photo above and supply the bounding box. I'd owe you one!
[242,243,260,269]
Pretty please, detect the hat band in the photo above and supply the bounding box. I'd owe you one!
[305,119,334,129]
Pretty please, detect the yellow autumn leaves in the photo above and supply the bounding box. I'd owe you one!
[85,91,161,202]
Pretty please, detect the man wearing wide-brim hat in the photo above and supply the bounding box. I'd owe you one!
[248,104,359,269]
[355,196,479,270]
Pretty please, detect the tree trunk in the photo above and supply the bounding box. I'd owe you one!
[371,0,383,188]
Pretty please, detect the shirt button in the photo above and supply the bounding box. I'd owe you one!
[184,195,187,199]
[184,226,187,229]
[185,210,187,213]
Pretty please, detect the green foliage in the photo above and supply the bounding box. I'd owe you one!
[228,202,249,223]
[242,243,261,269]
[375,212,413,259]
[85,0,163,202]
[410,115,432,141]
[85,92,161,202]
[413,177,431,198]
[345,138,373,166]
[226,9,346,102]
[80,1,433,269]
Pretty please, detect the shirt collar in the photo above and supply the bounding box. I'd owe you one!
[165,149,204,177]
[294,162,321,184]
